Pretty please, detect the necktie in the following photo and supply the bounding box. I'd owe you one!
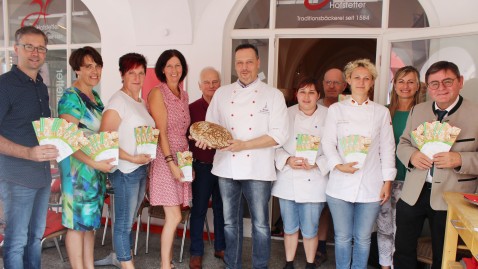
[436,109,447,122]
[430,109,448,176]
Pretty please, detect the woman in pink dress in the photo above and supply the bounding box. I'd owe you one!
[148,49,192,269]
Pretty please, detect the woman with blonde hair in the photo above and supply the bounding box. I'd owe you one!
[322,59,396,269]
[376,65,421,269]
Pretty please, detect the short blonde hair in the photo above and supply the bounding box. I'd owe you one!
[344,59,378,81]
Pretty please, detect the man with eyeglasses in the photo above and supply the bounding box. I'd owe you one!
[188,67,226,269]
[0,26,58,269]
[318,68,347,108]
[394,61,478,269]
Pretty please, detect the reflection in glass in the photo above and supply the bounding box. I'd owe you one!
[0,52,5,75]
[44,50,67,117]
[71,0,100,44]
[0,0,4,44]
[231,39,269,84]
[8,0,67,45]
[389,0,428,28]
[234,0,270,29]
[389,35,478,103]
[276,0,382,28]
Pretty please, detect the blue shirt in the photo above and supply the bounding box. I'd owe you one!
[0,65,52,188]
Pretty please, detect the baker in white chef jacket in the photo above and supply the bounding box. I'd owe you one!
[321,59,396,269]
[271,77,329,269]
[200,43,289,269]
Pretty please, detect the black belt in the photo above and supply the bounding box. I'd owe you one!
[424,182,432,190]
[193,159,213,165]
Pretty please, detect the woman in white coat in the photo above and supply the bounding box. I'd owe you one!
[321,59,396,269]
[272,77,329,269]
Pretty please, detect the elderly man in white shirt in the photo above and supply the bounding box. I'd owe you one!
[321,59,396,269]
[197,43,289,269]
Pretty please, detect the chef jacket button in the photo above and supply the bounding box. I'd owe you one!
[231,114,234,117]
[249,128,252,130]
[308,179,310,181]
[255,90,258,93]
[247,154,250,157]
[231,101,234,104]
[232,154,236,157]
[250,114,253,117]
[231,127,234,130]
[252,101,255,103]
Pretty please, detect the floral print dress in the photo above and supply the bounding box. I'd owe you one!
[58,87,106,231]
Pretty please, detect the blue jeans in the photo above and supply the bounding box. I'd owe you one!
[327,195,381,269]
[219,178,271,269]
[109,165,147,262]
[0,180,50,269]
[189,161,225,256]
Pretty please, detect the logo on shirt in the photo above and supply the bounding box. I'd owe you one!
[259,102,270,114]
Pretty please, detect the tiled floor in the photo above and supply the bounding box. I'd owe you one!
[2,229,348,269]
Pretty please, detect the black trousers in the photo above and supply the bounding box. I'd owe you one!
[394,184,447,269]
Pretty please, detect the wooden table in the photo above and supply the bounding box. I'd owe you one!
[442,192,478,269]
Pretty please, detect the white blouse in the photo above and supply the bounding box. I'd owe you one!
[272,104,329,203]
[321,98,396,203]
[104,91,155,173]
[206,80,289,181]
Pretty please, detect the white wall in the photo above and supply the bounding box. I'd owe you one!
[82,0,236,103]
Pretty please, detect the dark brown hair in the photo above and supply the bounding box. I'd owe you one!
[69,46,103,75]
[154,49,188,83]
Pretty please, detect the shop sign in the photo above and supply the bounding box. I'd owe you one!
[276,0,382,28]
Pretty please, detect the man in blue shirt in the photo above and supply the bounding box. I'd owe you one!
[0,26,58,269]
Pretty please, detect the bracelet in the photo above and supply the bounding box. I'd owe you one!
[164,154,173,161]
[166,159,174,163]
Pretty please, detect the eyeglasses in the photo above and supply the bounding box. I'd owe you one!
[396,80,417,87]
[17,43,48,53]
[82,64,103,71]
[324,80,343,87]
[427,77,457,90]
[201,80,220,86]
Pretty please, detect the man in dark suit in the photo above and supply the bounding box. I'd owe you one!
[394,61,478,269]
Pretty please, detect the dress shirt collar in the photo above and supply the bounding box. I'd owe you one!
[432,95,462,118]
[237,77,260,88]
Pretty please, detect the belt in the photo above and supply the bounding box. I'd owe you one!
[193,159,213,165]
[424,182,432,190]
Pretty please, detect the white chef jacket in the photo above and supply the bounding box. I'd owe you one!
[206,80,289,181]
[321,98,396,203]
[272,104,329,203]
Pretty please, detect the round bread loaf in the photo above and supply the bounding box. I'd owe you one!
[189,121,232,149]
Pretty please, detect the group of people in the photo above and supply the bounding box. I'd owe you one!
[0,25,477,269]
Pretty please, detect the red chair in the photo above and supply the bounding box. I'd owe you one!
[41,210,67,262]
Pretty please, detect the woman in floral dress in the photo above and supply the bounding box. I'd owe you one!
[58,46,115,268]
[148,49,192,269]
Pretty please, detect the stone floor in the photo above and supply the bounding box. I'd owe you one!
[0,229,352,269]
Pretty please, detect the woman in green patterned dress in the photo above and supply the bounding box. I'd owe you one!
[58,46,115,269]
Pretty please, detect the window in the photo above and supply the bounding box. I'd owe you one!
[0,0,101,116]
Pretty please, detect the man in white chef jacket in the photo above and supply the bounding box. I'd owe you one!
[201,43,289,269]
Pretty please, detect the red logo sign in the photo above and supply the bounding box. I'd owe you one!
[304,0,331,10]
[21,0,52,27]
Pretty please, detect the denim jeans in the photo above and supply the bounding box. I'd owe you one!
[189,161,225,256]
[327,195,381,269]
[0,180,50,269]
[109,165,147,262]
[219,178,271,269]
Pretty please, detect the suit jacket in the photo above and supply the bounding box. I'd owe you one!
[397,96,478,210]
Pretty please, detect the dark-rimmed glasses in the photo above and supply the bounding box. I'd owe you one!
[427,78,457,90]
[17,43,48,53]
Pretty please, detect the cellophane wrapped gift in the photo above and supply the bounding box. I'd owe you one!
[177,151,193,182]
[411,121,461,159]
[295,134,320,165]
[81,131,119,165]
[32,117,89,162]
[338,135,372,169]
[134,126,159,159]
